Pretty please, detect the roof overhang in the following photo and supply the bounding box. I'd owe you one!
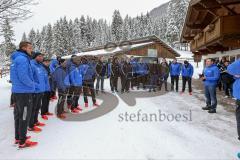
[181,0,240,43]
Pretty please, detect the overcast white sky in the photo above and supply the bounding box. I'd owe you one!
[12,0,170,44]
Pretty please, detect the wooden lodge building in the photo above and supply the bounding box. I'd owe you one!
[181,0,240,63]
[63,35,180,61]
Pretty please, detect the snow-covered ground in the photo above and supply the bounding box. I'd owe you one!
[0,76,239,159]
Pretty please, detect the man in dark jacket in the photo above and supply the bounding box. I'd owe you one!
[149,61,159,92]
[10,41,38,148]
[41,58,53,120]
[49,55,60,100]
[52,59,70,119]
[80,57,99,108]
[95,56,107,94]
[121,58,133,93]
[221,61,235,98]
[110,57,120,93]
[159,58,170,91]
[130,56,137,90]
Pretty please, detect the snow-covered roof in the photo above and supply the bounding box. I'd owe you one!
[62,42,154,59]
[175,50,193,59]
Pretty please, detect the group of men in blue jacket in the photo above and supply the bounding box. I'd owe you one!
[169,58,194,94]
[10,40,240,146]
[10,42,54,148]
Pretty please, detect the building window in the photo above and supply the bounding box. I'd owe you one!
[148,49,157,57]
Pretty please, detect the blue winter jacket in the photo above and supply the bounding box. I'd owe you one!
[170,63,181,76]
[49,59,59,73]
[203,64,220,86]
[31,60,48,93]
[80,63,96,81]
[52,66,70,92]
[10,50,35,93]
[68,63,83,87]
[107,63,111,77]
[130,60,138,74]
[136,63,149,75]
[42,65,51,92]
[227,60,240,100]
[182,64,194,78]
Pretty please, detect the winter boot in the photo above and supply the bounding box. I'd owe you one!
[71,108,79,113]
[45,112,54,116]
[57,114,66,119]
[41,115,48,120]
[202,106,211,110]
[76,106,83,111]
[15,136,31,144]
[208,109,216,114]
[35,121,46,127]
[19,140,38,148]
[28,126,42,132]
[93,103,100,107]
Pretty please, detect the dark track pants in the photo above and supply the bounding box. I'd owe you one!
[121,75,130,92]
[41,91,50,115]
[67,86,82,109]
[159,75,168,91]
[83,80,96,104]
[67,86,74,106]
[110,76,118,92]
[57,90,67,115]
[137,75,148,89]
[29,93,43,128]
[14,93,33,145]
[149,75,159,90]
[131,73,137,88]
[171,75,179,91]
[182,76,192,93]
[96,76,105,92]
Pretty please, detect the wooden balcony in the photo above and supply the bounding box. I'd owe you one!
[190,15,240,52]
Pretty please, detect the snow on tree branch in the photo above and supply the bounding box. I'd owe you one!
[0,0,38,24]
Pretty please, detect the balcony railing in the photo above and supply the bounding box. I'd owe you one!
[190,15,240,51]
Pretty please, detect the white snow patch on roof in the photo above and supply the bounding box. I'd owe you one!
[175,50,193,59]
[62,42,154,59]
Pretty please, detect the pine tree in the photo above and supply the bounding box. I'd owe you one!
[28,28,36,50]
[35,29,41,51]
[61,16,70,54]
[111,10,123,42]
[68,19,74,53]
[122,15,131,41]
[42,23,54,57]
[21,32,28,41]
[73,18,82,52]
[85,16,94,47]
[1,18,16,57]
[80,15,88,48]
[165,0,189,44]
[53,20,63,55]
